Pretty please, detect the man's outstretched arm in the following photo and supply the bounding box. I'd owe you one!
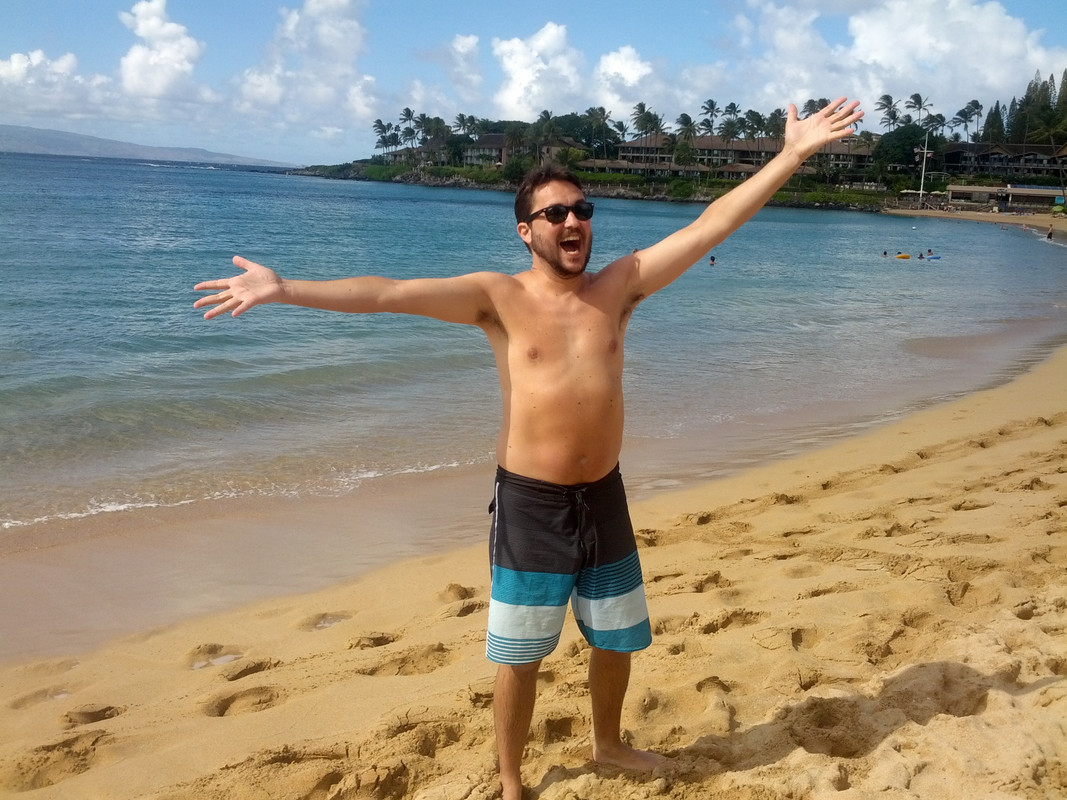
[194,256,497,326]
[630,97,863,296]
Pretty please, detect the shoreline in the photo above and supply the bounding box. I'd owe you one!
[3,312,1065,667]
[883,206,1067,235]
[0,342,1064,798]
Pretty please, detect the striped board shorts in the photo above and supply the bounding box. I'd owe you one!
[486,464,652,665]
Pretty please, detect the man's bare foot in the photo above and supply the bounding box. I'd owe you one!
[499,774,524,800]
[592,741,668,771]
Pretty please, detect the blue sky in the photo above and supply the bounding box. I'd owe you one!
[2,0,1065,165]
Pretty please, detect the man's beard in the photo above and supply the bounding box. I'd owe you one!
[530,230,593,279]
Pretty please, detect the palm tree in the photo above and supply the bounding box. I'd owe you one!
[952,106,975,141]
[965,100,985,142]
[880,107,901,131]
[414,113,432,145]
[583,106,611,161]
[923,113,946,136]
[875,94,900,130]
[630,102,648,134]
[700,99,721,137]
[764,108,787,148]
[675,113,697,144]
[372,119,396,153]
[400,126,417,154]
[743,109,766,138]
[454,113,479,136]
[905,93,932,125]
[503,122,527,165]
[612,120,630,142]
[531,110,558,164]
[717,116,743,169]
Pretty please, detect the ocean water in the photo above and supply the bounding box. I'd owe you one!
[2,152,1066,537]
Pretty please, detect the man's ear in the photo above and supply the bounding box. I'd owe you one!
[517,221,532,246]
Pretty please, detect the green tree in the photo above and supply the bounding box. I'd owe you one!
[674,139,695,168]
[951,105,975,141]
[504,122,529,165]
[984,101,1006,143]
[583,106,612,161]
[765,108,787,142]
[630,102,648,135]
[699,98,721,136]
[964,100,984,142]
[530,110,558,163]
[1027,105,1067,194]
[875,94,900,130]
[554,147,586,170]
[872,122,928,178]
[905,93,932,126]
[743,109,766,139]
[675,112,697,143]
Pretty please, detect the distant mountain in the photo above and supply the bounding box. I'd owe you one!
[0,125,298,168]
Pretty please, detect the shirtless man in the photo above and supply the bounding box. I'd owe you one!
[195,97,862,799]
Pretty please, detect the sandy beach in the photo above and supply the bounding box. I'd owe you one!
[883,207,1067,236]
[2,337,1066,798]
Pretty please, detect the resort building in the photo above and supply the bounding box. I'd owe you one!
[582,134,875,182]
[943,141,1067,180]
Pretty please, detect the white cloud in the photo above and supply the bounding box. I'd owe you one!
[491,23,584,119]
[2,0,1065,164]
[841,0,1065,114]
[118,0,205,98]
[0,48,113,118]
[447,34,482,104]
[717,0,1067,125]
[0,49,78,85]
[238,0,375,127]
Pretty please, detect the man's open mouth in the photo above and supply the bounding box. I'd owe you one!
[561,236,581,254]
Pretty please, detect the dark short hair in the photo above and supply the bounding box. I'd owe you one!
[514,164,584,224]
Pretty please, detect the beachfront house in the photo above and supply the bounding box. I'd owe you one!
[945,183,1066,212]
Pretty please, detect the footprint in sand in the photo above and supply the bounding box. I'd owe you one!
[9,686,74,711]
[439,583,476,601]
[382,716,464,758]
[1,730,110,791]
[62,704,125,728]
[348,632,398,649]
[218,657,280,682]
[536,714,581,745]
[654,608,762,636]
[356,643,455,676]
[299,612,352,631]
[203,685,284,717]
[187,643,244,670]
[435,598,488,620]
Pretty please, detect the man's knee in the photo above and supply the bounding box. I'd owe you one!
[497,658,542,679]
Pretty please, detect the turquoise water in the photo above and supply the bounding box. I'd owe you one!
[2,152,1066,534]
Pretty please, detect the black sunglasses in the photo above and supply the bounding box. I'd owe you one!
[525,201,595,224]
